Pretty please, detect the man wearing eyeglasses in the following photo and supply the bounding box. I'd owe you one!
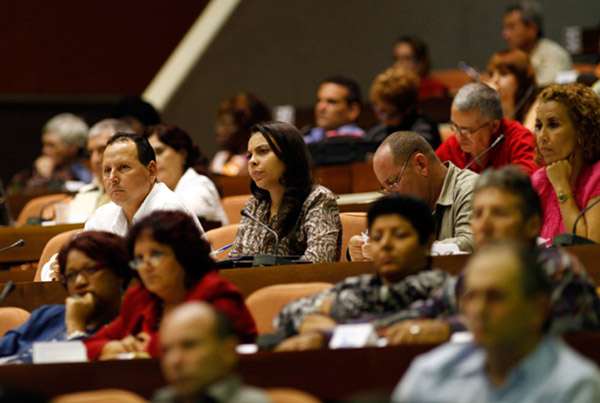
[436,82,535,175]
[349,131,477,260]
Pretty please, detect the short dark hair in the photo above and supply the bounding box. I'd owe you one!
[367,194,434,244]
[107,132,156,166]
[112,96,161,126]
[322,75,363,106]
[57,231,131,288]
[250,121,314,237]
[143,124,210,176]
[394,35,431,76]
[474,166,542,223]
[506,1,544,38]
[126,210,215,288]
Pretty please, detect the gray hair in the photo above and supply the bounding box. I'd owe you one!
[42,113,89,147]
[506,1,544,38]
[453,82,503,122]
[88,118,133,139]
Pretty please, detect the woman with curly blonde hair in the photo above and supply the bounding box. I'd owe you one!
[531,83,600,243]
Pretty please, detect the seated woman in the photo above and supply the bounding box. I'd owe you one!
[484,49,537,130]
[85,210,256,360]
[274,194,451,349]
[366,67,441,149]
[210,93,271,177]
[532,83,600,244]
[0,231,131,363]
[229,121,342,263]
[144,124,228,225]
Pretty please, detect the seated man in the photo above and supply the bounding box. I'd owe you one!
[393,242,600,402]
[436,82,535,174]
[350,131,477,257]
[274,194,451,347]
[382,166,600,343]
[153,302,269,403]
[9,113,91,194]
[367,67,440,149]
[67,118,133,222]
[41,132,205,281]
[0,231,130,363]
[303,76,365,143]
[502,2,572,87]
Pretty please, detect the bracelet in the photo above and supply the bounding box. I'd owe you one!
[67,330,88,340]
[557,192,573,204]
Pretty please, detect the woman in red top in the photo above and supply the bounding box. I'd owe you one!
[85,210,256,360]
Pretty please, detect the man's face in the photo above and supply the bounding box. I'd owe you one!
[373,145,429,202]
[502,11,536,51]
[42,132,79,167]
[450,107,497,157]
[461,249,544,352]
[314,83,357,130]
[160,310,235,399]
[87,131,113,180]
[102,140,156,214]
[471,187,539,249]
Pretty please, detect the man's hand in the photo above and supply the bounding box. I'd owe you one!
[98,332,151,360]
[384,319,451,345]
[349,235,373,261]
[274,332,326,352]
[34,155,55,178]
[65,293,96,334]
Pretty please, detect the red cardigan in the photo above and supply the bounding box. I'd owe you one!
[85,271,257,360]
[436,118,536,175]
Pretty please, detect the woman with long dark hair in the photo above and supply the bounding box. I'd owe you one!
[229,121,342,262]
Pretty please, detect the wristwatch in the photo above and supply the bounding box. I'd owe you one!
[557,192,573,204]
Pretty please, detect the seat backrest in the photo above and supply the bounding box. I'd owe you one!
[16,194,73,226]
[34,229,82,281]
[51,389,147,403]
[245,282,333,335]
[0,307,31,337]
[266,387,322,403]
[205,223,239,261]
[339,212,368,262]
[221,194,251,224]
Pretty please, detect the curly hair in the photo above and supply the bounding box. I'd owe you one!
[369,67,419,113]
[537,83,600,164]
[217,93,271,153]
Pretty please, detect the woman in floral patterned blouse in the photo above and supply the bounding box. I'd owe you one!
[229,121,342,263]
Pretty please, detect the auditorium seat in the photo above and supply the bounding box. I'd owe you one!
[245,282,333,334]
[0,307,30,337]
[206,223,239,261]
[34,228,82,281]
[51,389,147,403]
[339,212,368,262]
[266,387,322,403]
[221,194,251,224]
[17,194,73,226]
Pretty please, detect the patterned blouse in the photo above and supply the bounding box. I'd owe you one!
[229,185,342,263]
[274,269,450,337]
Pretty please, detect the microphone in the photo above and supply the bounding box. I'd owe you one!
[465,134,506,170]
[0,239,25,254]
[552,198,600,246]
[240,209,294,266]
[0,281,15,304]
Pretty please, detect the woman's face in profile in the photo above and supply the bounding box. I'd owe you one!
[247,132,286,193]
[534,100,578,165]
[132,231,186,303]
[148,134,187,191]
[370,214,429,285]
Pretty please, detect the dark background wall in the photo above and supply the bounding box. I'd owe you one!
[0,0,599,185]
